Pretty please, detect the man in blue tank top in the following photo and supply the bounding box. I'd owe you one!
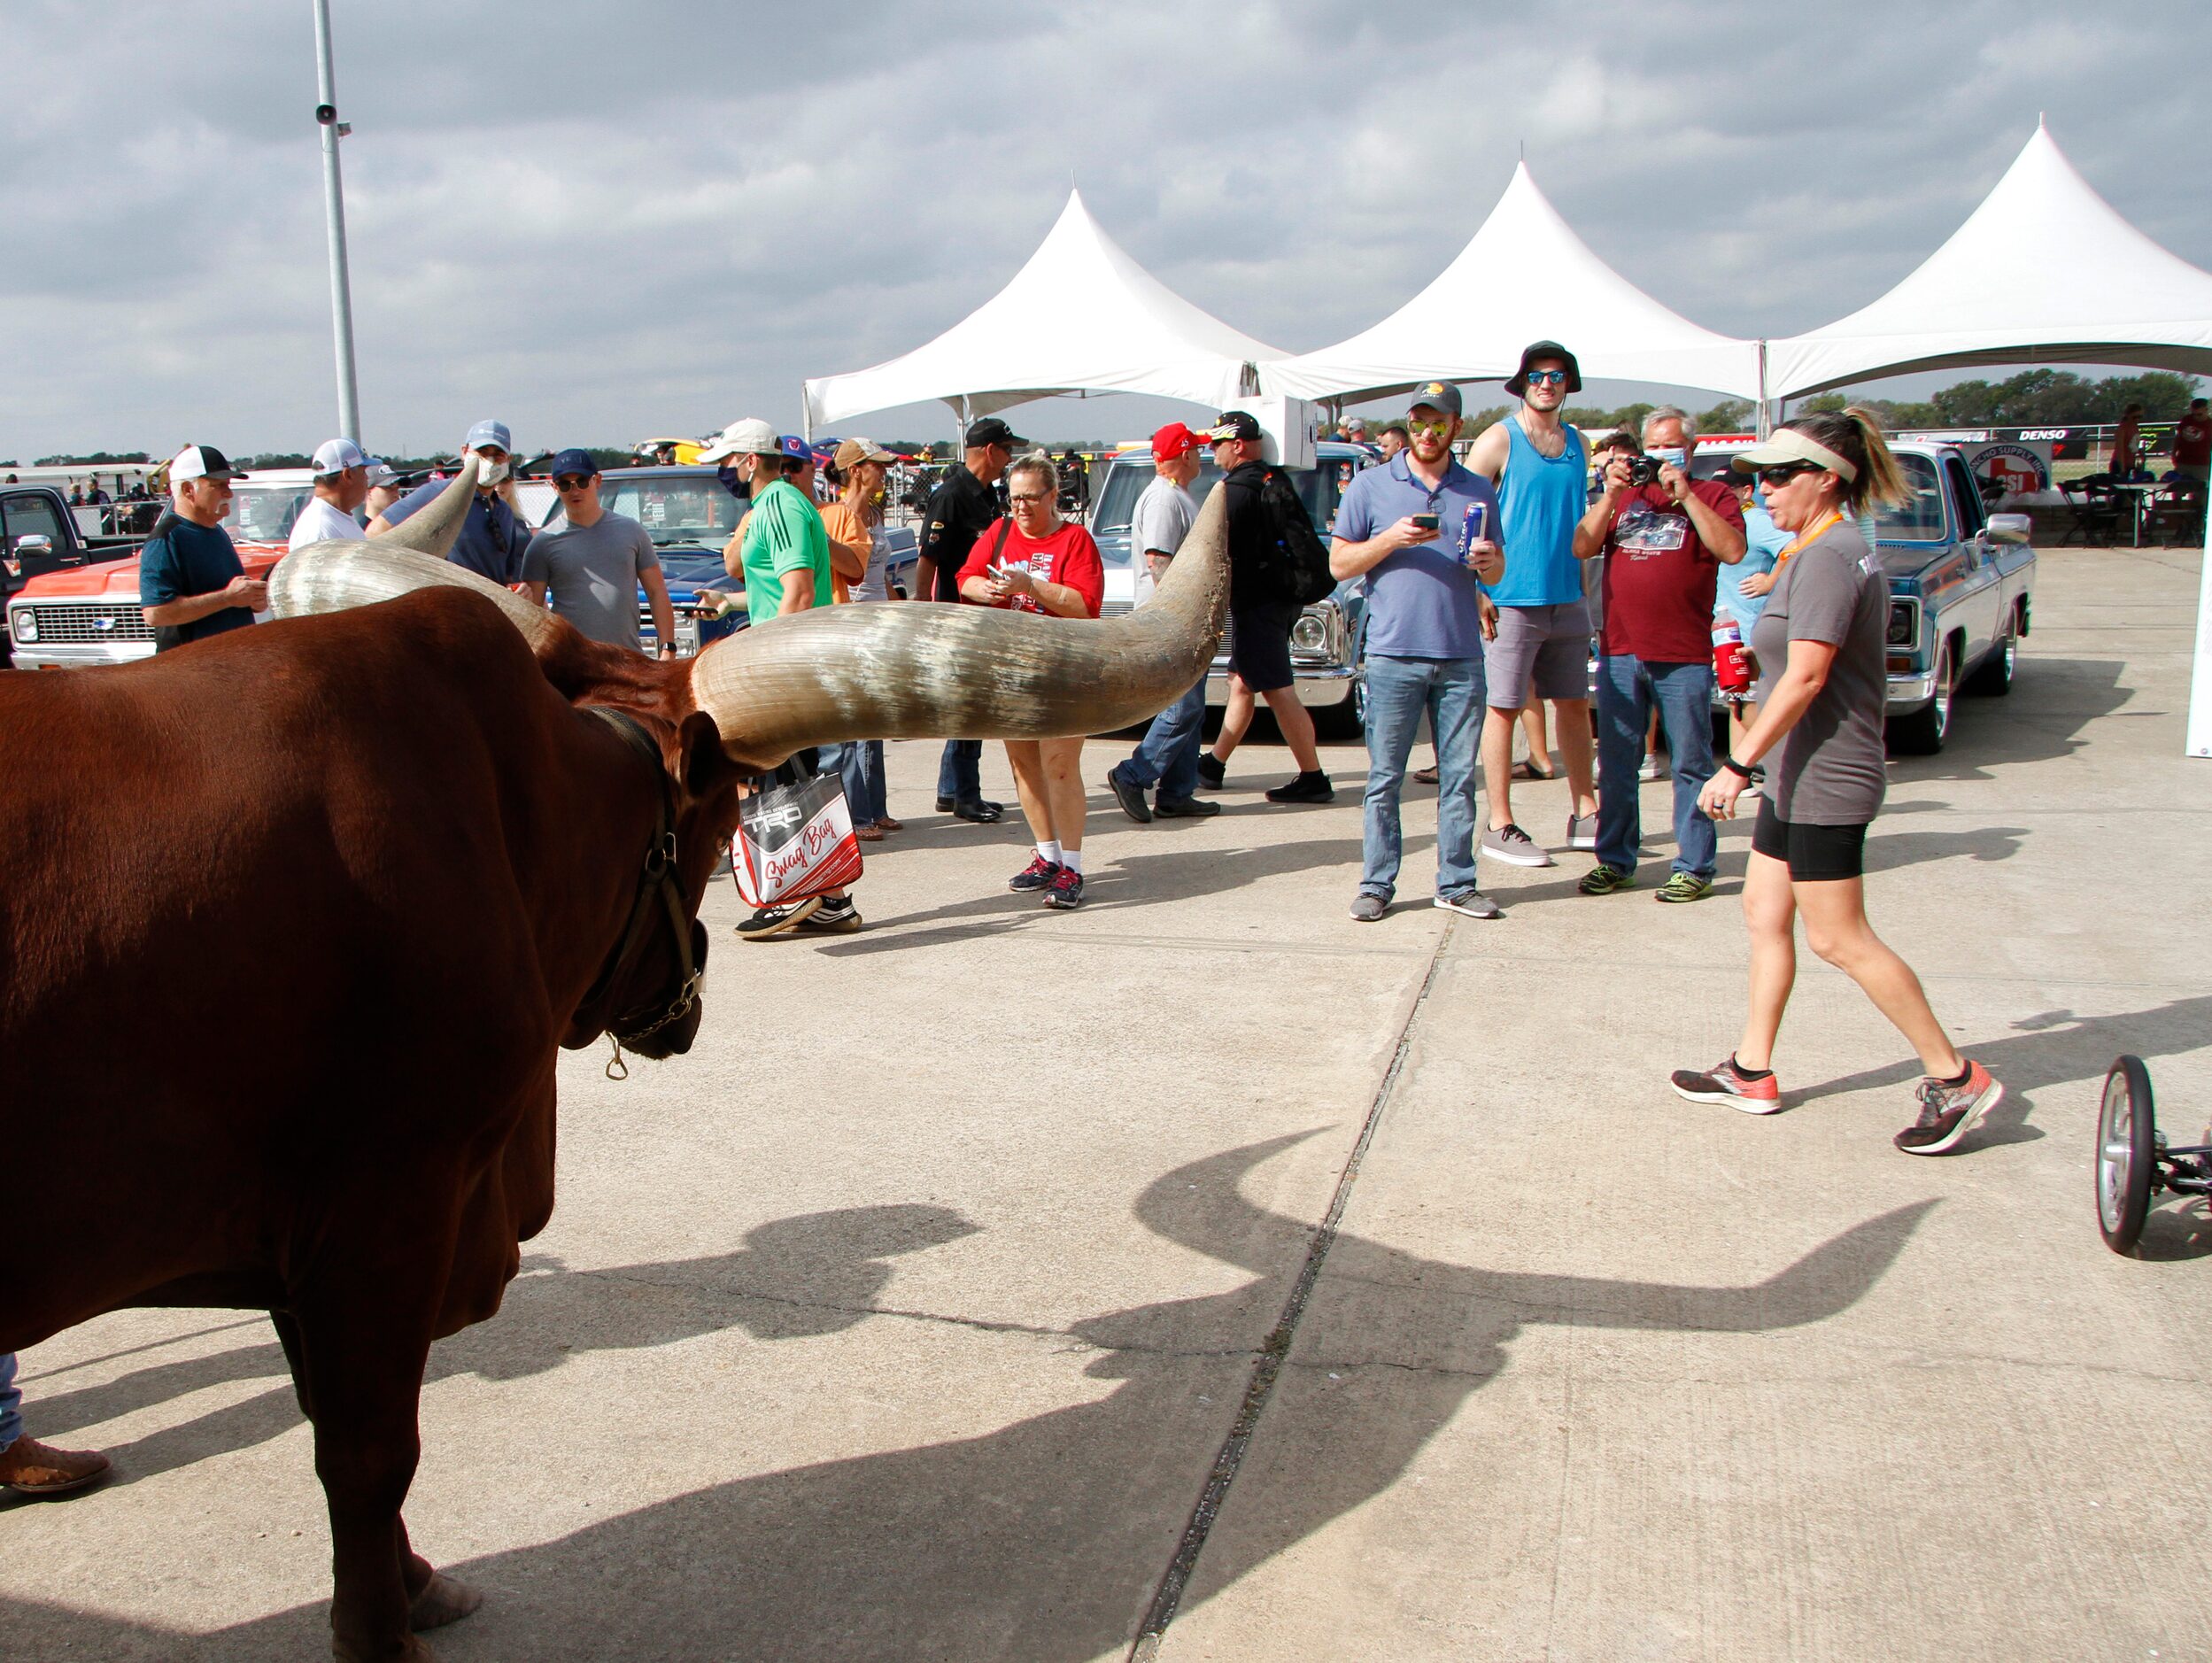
[1465,341,1601,869]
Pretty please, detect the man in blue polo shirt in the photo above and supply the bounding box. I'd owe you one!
[368,418,529,585]
[139,444,266,652]
[1330,381,1506,922]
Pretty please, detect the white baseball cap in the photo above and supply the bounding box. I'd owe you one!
[312,437,369,476]
[694,418,782,464]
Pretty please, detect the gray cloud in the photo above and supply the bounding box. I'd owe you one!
[1,0,2200,460]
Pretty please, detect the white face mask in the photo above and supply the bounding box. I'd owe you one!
[473,453,509,487]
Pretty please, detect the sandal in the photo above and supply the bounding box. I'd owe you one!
[1511,760,1558,782]
[855,823,885,842]
[875,816,904,832]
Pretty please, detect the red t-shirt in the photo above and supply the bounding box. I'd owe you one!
[956,518,1104,618]
[2176,413,2212,468]
[1598,480,1745,662]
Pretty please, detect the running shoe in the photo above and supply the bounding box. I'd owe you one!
[1350,892,1389,923]
[1655,871,1714,904]
[1669,1056,1783,1114]
[1481,823,1553,868]
[1638,754,1667,782]
[795,895,862,933]
[1434,889,1502,920]
[1894,1061,2002,1156]
[1265,770,1334,804]
[1008,855,1063,893]
[736,894,824,940]
[1578,864,1635,895]
[1041,867,1087,909]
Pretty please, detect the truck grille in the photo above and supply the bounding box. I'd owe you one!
[26,601,154,642]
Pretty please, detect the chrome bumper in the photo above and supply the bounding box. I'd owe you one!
[1204,661,1357,708]
[1886,671,1937,708]
[7,642,153,669]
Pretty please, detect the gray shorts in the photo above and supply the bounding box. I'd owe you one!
[1484,600,1592,708]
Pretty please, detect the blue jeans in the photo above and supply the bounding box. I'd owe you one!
[837,739,887,824]
[937,739,982,805]
[1113,676,1207,801]
[0,1351,20,1450]
[1361,653,1485,897]
[1596,655,1717,878]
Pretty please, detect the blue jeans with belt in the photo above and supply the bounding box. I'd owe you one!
[1,1351,22,1450]
[1596,655,1717,878]
[1113,676,1207,801]
[1361,653,1486,897]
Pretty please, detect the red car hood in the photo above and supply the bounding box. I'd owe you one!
[16,546,283,599]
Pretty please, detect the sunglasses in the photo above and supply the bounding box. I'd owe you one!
[1404,417,1453,437]
[553,475,594,491]
[1755,462,1824,488]
[1521,369,1567,387]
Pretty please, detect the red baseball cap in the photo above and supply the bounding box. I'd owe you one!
[1151,422,1207,462]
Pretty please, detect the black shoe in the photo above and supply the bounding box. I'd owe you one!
[935,794,956,813]
[736,895,824,940]
[952,799,1003,824]
[1153,795,1221,818]
[1265,770,1334,805]
[1008,855,1062,893]
[1106,769,1153,824]
[1197,754,1226,790]
[795,895,862,933]
[1041,867,1086,909]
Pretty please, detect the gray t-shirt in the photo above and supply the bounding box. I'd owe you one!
[850,525,893,604]
[1130,474,1197,607]
[1749,522,1889,823]
[522,512,660,650]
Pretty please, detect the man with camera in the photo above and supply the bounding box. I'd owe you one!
[1572,406,1745,903]
[1330,382,1504,921]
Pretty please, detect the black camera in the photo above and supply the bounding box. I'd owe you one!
[1627,453,1662,487]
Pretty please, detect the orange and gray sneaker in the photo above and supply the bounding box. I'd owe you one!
[0,1435,112,1497]
[1669,1055,1783,1114]
[1894,1060,2002,1156]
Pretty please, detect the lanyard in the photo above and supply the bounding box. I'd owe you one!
[1777,508,1843,566]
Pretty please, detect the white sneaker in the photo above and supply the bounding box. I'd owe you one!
[1481,823,1554,868]
[1638,754,1666,782]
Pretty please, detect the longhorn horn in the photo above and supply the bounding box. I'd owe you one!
[267,460,560,651]
[688,487,1231,767]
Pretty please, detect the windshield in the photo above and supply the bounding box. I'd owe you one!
[581,476,746,546]
[1874,453,1945,541]
[222,484,314,545]
[1090,456,1353,562]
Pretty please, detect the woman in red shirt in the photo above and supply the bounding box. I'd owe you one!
[958,456,1106,909]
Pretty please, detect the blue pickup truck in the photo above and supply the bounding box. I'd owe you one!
[1697,437,2036,754]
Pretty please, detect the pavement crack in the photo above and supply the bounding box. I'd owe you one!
[1127,915,1460,1661]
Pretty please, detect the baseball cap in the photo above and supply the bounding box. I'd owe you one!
[1406,380,1464,419]
[1730,426,1859,483]
[311,437,369,476]
[695,417,781,463]
[1208,410,1262,444]
[832,437,897,470]
[363,459,401,489]
[1505,341,1582,398]
[170,444,248,483]
[1150,422,1207,462]
[777,435,812,461]
[964,416,1028,449]
[464,419,513,455]
[548,447,599,481]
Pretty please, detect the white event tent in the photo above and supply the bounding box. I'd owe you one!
[1263,162,1764,406]
[1767,121,2212,399]
[802,191,1280,436]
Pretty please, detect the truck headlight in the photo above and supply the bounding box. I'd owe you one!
[676,616,701,655]
[1885,601,1915,647]
[12,607,36,644]
[1290,611,1330,655]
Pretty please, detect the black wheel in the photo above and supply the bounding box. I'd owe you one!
[1967,608,2019,696]
[2096,1055,2156,1255]
[1888,638,1953,754]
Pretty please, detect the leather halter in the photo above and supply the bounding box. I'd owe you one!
[579,708,700,1074]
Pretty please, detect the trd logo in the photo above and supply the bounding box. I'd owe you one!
[753,802,802,832]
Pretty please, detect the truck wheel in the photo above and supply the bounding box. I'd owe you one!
[1967,607,2020,696]
[1888,639,1953,754]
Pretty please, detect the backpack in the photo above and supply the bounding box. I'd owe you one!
[1254,465,1335,606]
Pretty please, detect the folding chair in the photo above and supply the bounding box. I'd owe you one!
[2058,476,2122,545]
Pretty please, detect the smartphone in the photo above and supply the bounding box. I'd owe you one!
[1411,513,1440,533]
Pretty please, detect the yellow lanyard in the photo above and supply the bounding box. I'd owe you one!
[1776,508,1844,567]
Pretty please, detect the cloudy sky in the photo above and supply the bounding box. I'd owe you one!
[4,0,2200,462]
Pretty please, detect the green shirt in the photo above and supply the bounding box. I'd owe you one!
[740,479,832,625]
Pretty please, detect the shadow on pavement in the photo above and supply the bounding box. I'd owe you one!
[3,1139,1930,1661]
[1887,655,2131,782]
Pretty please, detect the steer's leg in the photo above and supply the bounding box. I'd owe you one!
[291,1283,450,1663]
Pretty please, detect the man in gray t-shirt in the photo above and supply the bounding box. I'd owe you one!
[522,451,674,654]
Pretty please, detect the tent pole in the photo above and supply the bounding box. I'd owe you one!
[2189,488,2212,758]
[1755,342,1772,438]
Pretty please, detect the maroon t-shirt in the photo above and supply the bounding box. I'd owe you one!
[2176,413,2212,468]
[1598,480,1745,662]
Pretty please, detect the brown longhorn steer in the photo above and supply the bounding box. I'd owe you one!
[0,464,1227,1660]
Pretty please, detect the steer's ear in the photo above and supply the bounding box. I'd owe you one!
[675,710,744,802]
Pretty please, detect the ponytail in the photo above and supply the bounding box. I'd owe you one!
[1786,407,1907,514]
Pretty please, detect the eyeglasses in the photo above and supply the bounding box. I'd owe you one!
[1008,491,1050,504]
[553,476,594,492]
[1521,369,1567,387]
[1755,462,1823,488]
[1404,418,1453,437]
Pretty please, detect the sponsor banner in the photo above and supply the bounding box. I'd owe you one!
[1961,440,2052,501]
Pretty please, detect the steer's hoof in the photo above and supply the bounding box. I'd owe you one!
[408,1573,483,1632]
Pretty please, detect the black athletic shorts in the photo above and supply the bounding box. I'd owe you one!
[1227,596,1300,693]
[1752,800,1869,881]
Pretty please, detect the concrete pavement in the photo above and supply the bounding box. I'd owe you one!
[4,545,2209,1660]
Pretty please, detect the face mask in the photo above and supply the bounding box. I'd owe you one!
[474,455,509,487]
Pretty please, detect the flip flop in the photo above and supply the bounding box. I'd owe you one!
[1512,761,1558,782]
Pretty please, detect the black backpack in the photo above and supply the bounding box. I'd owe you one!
[1254,465,1335,606]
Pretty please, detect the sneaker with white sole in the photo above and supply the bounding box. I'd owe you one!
[1566,812,1598,852]
[1669,1055,1783,1114]
[795,895,862,933]
[1893,1061,2002,1155]
[736,894,824,940]
[1481,823,1553,867]
[1350,892,1388,923]
[1435,889,1502,920]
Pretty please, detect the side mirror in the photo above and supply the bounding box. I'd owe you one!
[14,533,53,553]
[1984,513,2031,545]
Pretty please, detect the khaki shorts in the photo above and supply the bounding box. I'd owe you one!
[1484,600,1592,708]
